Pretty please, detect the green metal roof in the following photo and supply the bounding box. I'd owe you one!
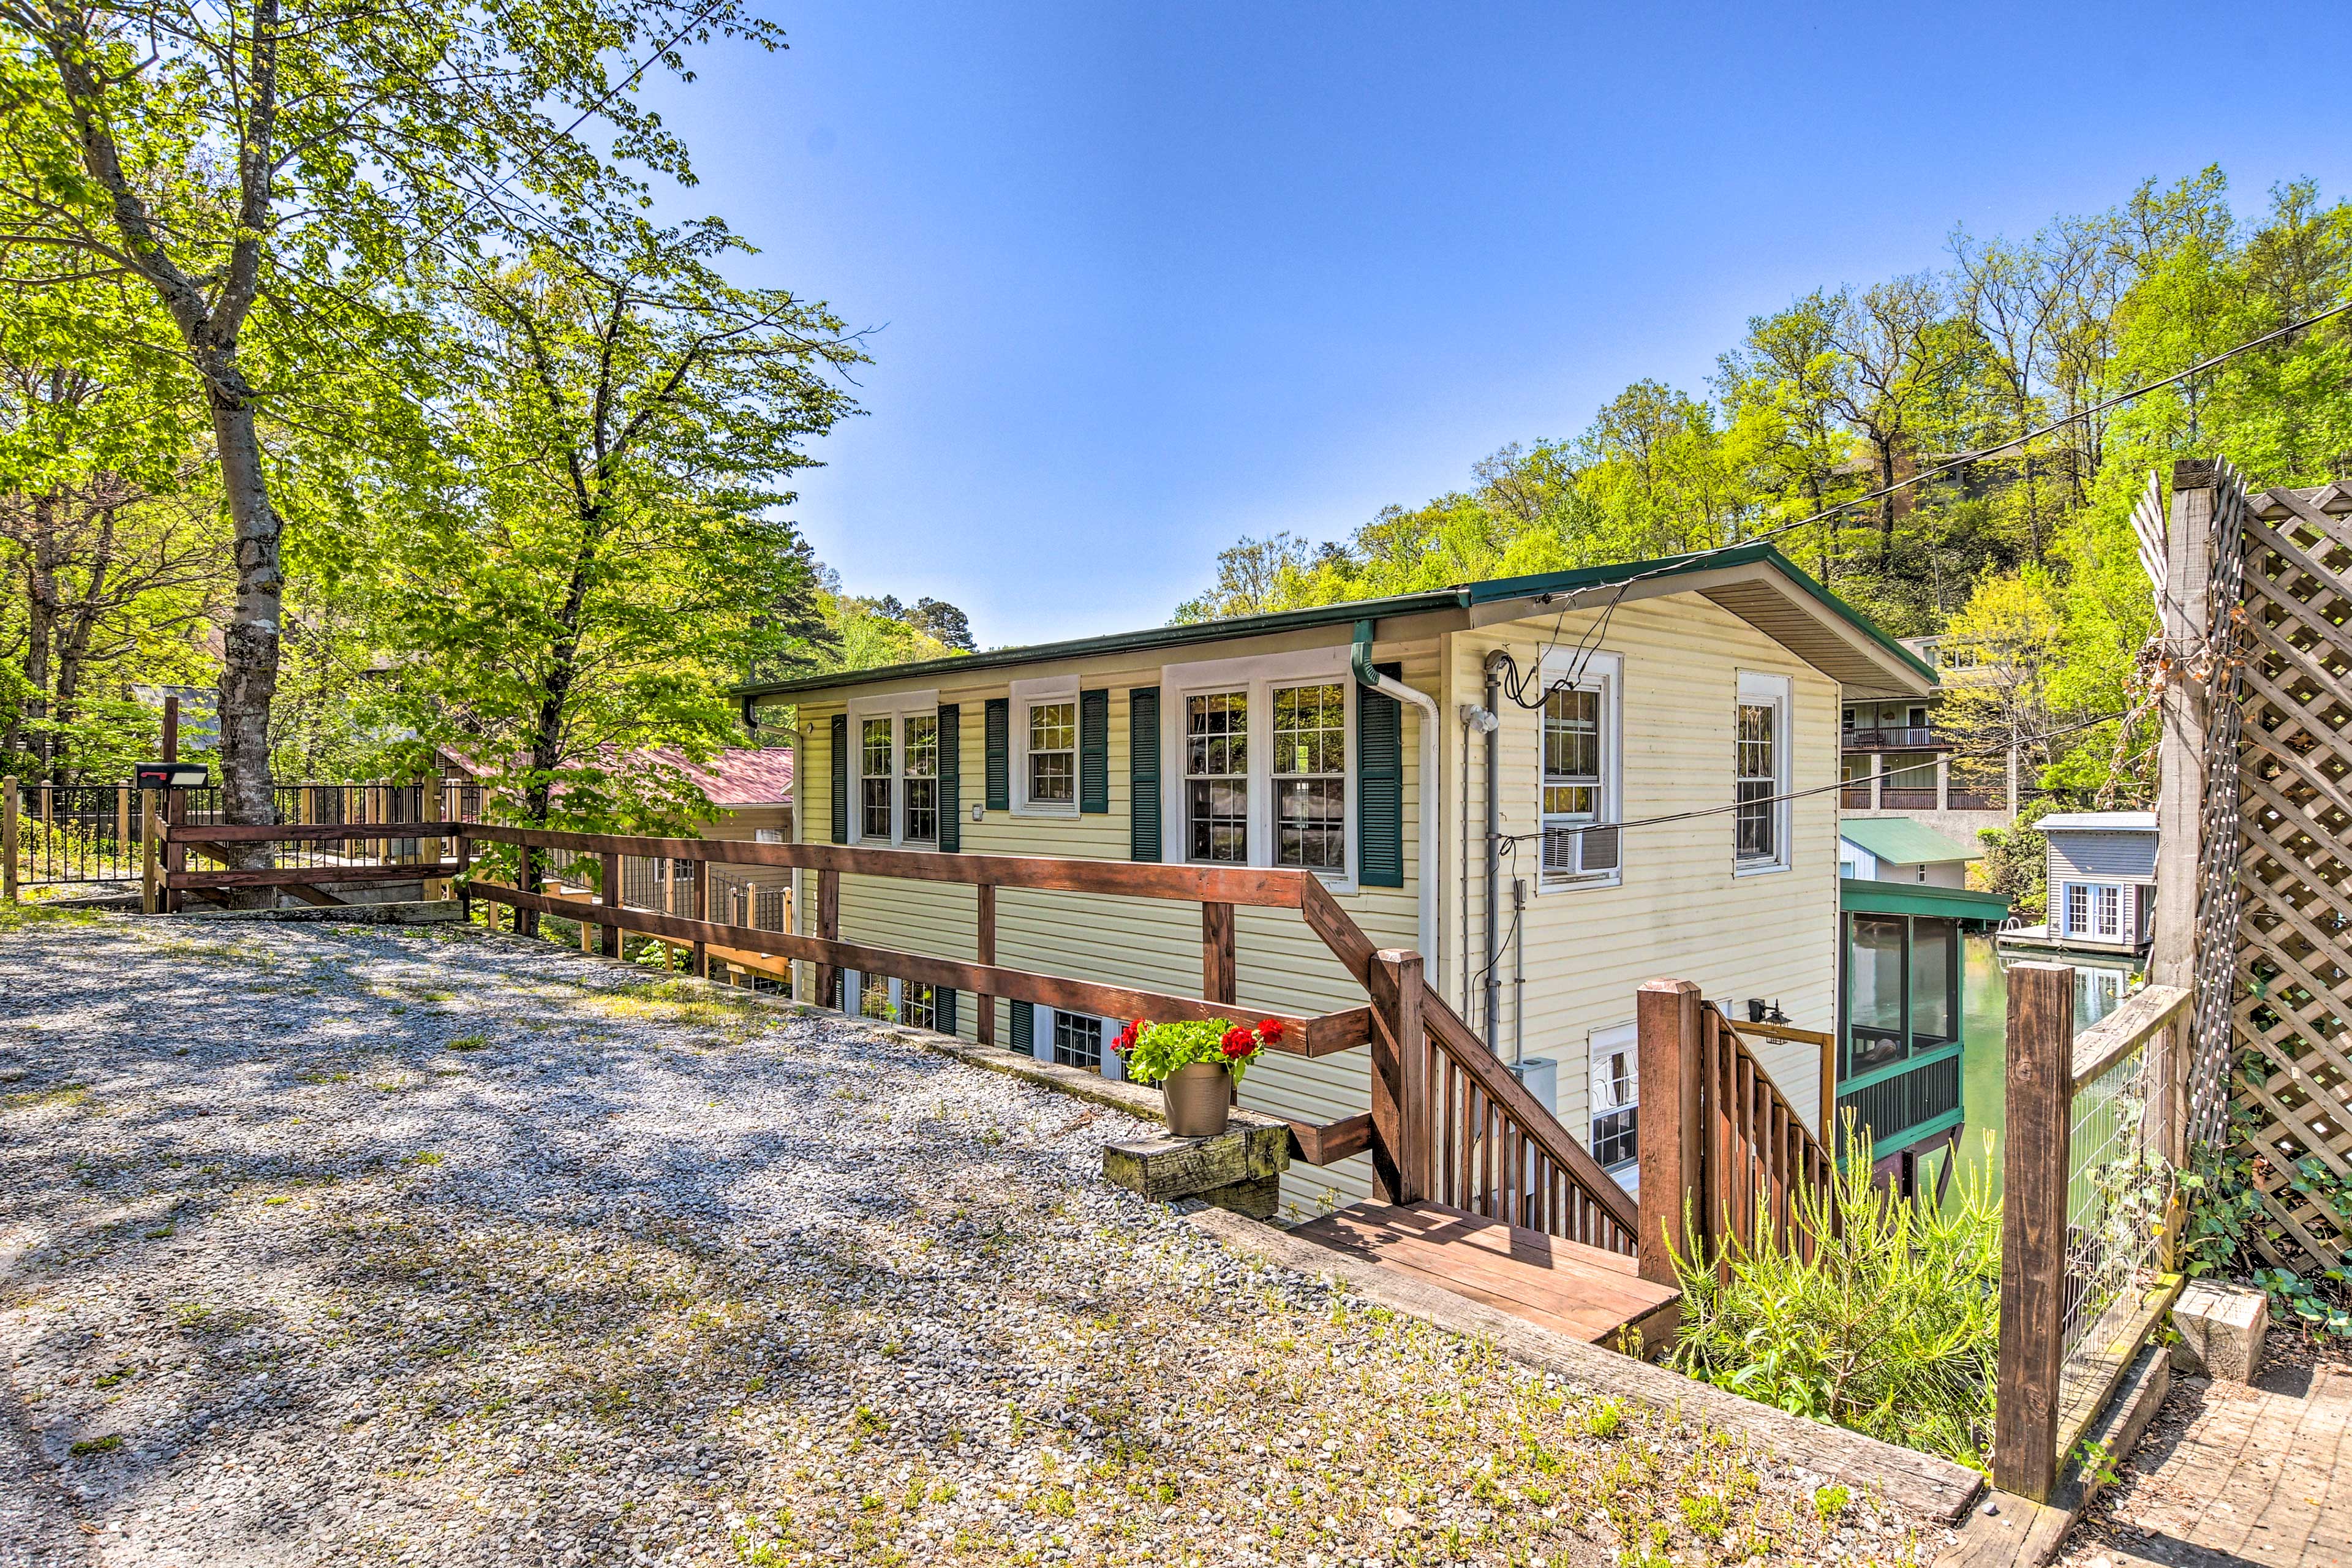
[737,543,1935,699]
[1839,816,1983,865]
[1839,878,2012,921]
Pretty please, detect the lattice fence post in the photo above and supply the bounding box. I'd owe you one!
[2221,477,2351,1272]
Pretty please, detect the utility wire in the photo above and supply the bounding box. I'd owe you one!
[1510,293,2352,611]
[1494,705,2139,848]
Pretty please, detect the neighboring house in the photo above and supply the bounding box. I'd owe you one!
[1835,816,2008,1184]
[1837,816,1981,888]
[742,543,1934,1212]
[436,744,799,947]
[1999,810,2159,957]
[1838,634,2019,840]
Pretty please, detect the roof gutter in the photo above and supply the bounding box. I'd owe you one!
[1354,617,1439,962]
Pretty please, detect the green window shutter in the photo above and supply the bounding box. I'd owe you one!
[937,987,957,1038]
[1358,663,1404,888]
[1009,1000,1034,1057]
[984,698,1010,812]
[938,703,961,853]
[829,714,850,845]
[1080,688,1110,813]
[1129,685,1161,862]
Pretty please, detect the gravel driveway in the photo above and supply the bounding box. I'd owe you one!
[0,908,1936,1567]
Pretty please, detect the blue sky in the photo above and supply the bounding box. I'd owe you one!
[643,2,2348,649]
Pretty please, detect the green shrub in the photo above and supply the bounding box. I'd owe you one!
[1665,1129,2002,1468]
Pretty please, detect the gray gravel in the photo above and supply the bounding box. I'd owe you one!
[0,910,1937,1566]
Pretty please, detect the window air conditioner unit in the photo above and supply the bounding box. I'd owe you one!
[1544,823,1620,877]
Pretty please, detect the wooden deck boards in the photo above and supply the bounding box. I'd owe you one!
[1289,1200,1681,1352]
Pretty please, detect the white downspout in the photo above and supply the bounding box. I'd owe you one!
[1352,620,1440,962]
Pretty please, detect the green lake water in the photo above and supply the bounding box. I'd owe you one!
[1934,933,2140,1208]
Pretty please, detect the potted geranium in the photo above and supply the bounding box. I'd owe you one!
[1112,1016,1283,1138]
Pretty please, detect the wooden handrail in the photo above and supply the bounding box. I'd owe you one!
[176,815,1656,1256]
[1419,987,1643,1238]
[2070,984,2190,1091]
[168,821,470,845]
[462,824,1319,909]
[1637,978,1836,1285]
[467,876,1368,1055]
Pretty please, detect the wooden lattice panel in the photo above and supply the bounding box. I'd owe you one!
[2233,481,2352,1271]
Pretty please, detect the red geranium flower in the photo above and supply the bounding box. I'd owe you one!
[1112,1019,1142,1054]
[1220,1025,1257,1058]
[1256,1018,1284,1045]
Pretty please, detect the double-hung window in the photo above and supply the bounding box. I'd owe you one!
[1273,682,1346,870]
[1161,649,1360,886]
[1589,1022,1638,1184]
[1733,672,1792,874]
[846,690,940,847]
[1537,650,1620,888]
[1029,702,1075,804]
[860,718,894,839]
[1185,690,1250,864]
[902,715,938,844]
[1010,677,1079,815]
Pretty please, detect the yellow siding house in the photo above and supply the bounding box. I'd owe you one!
[741,544,1934,1213]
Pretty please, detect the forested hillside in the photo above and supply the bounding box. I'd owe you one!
[1174,170,2352,802]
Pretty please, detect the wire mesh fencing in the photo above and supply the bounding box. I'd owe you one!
[2062,1039,2173,1370]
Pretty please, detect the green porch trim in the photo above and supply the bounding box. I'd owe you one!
[1836,1106,1966,1156]
[1836,1039,1964,1098]
[734,543,1930,699]
[1839,877,2011,922]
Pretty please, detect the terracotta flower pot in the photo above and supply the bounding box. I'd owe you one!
[1162,1061,1232,1139]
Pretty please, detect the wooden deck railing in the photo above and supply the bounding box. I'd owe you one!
[1296,881,1645,1253]
[154,816,1650,1261]
[1996,963,2191,1502]
[1635,978,1838,1285]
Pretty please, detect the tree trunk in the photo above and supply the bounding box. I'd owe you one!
[206,367,283,846]
[1875,440,1898,563]
[515,534,601,937]
[21,497,60,777]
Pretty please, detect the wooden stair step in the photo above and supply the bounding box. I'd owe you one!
[1289,1200,1679,1351]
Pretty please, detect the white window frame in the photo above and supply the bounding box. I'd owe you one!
[1010,675,1081,818]
[1157,647,1359,891]
[843,689,940,848]
[1733,669,1793,876]
[2063,882,2090,937]
[1588,1020,1639,1193]
[1534,649,1622,894]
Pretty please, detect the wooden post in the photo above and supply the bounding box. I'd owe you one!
[690,859,709,979]
[2150,460,2217,991]
[140,790,159,914]
[599,851,623,960]
[1995,960,2076,1503]
[421,771,445,895]
[455,833,472,922]
[1635,978,1704,1287]
[160,696,183,913]
[2,776,17,903]
[976,882,996,1043]
[1365,949,1426,1204]
[814,868,841,1009]
[1203,901,1237,1005]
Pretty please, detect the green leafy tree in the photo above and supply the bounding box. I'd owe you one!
[374,224,861,910]
[0,0,785,832]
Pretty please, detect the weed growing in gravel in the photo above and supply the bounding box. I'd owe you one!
[1,1083,92,1113]
[446,1035,491,1052]
[68,1435,121,1455]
